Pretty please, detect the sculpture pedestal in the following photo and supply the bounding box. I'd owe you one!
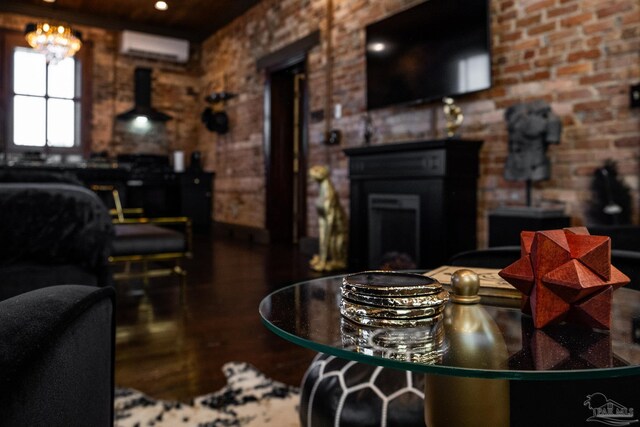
[489,206,570,247]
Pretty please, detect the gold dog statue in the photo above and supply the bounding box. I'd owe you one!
[309,165,348,272]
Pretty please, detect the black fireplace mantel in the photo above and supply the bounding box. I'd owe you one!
[344,138,483,270]
[344,139,466,155]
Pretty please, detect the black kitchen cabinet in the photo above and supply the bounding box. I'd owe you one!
[179,172,214,229]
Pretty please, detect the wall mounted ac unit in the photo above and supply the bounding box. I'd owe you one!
[119,30,190,63]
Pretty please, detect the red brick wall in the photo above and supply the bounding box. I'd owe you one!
[200,0,640,247]
[3,1,639,247]
[0,13,201,158]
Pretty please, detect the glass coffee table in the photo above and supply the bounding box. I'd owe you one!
[260,274,640,427]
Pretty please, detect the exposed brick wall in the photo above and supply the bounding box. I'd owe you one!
[3,0,639,249]
[0,13,201,158]
[198,0,329,228]
[199,0,640,247]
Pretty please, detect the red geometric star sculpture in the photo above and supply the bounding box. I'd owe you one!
[499,227,630,329]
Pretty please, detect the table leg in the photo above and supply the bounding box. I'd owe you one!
[424,374,509,427]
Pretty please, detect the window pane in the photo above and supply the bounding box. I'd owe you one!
[13,95,46,146]
[47,99,75,147]
[48,57,76,99]
[14,48,46,96]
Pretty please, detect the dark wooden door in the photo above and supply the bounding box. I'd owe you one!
[265,62,307,244]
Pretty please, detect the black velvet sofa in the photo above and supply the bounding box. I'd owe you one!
[0,183,114,300]
[0,182,116,425]
[0,284,115,426]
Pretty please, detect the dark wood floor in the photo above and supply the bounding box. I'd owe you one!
[114,231,322,401]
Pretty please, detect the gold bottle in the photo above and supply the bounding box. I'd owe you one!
[424,269,510,427]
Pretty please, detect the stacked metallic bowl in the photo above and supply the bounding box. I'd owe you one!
[340,271,449,328]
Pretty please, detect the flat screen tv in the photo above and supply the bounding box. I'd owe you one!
[366,0,491,110]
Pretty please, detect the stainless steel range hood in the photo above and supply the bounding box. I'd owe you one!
[116,67,172,122]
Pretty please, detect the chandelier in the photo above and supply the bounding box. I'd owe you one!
[24,22,83,65]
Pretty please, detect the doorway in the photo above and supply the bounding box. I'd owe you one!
[265,61,308,244]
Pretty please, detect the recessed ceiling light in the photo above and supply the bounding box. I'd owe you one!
[43,0,56,3]
[155,1,168,11]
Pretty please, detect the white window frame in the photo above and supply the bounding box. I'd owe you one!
[2,30,90,156]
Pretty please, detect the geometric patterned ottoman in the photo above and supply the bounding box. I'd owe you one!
[299,353,426,427]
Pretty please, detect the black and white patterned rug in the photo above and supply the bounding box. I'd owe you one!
[114,362,300,427]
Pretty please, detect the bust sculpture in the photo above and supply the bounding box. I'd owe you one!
[504,100,562,182]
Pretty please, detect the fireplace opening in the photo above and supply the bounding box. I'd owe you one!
[368,194,420,269]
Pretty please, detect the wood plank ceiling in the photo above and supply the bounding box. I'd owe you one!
[0,0,262,42]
